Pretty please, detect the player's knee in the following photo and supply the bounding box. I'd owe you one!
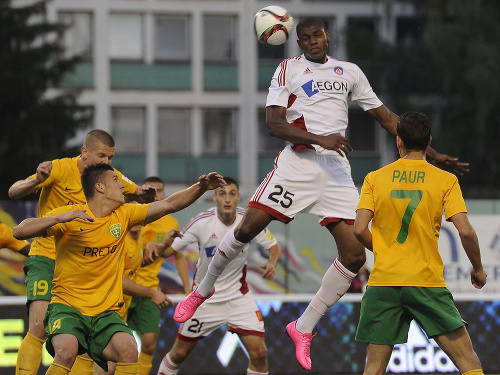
[117,342,139,363]
[140,341,156,355]
[339,248,365,272]
[29,321,47,339]
[247,344,268,364]
[53,345,78,366]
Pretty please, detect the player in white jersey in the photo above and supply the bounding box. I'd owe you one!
[174,17,470,371]
[145,177,281,375]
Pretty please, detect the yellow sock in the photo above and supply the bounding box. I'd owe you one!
[115,362,140,375]
[139,352,153,375]
[45,363,71,375]
[463,370,484,375]
[16,332,45,375]
[68,355,94,375]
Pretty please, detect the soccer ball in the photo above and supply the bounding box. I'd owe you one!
[254,5,294,46]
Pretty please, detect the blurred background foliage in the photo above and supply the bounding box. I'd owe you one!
[0,0,499,199]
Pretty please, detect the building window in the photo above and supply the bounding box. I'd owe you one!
[111,107,145,153]
[58,12,93,59]
[155,15,190,61]
[346,109,376,153]
[202,109,236,155]
[346,17,378,61]
[258,108,286,155]
[109,14,144,60]
[397,17,424,46]
[158,108,190,155]
[204,16,237,62]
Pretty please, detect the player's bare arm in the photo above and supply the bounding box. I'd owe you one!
[13,209,94,240]
[122,275,173,309]
[136,184,157,203]
[144,172,225,225]
[353,208,374,252]
[18,244,30,257]
[448,212,487,288]
[141,229,182,265]
[367,105,470,176]
[260,243,281,280]
[426,150,470,176]
[266,106,353,156]
[8,160,52,199]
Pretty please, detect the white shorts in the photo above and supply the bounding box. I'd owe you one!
[250,145,359,225]
[177,292,264,340]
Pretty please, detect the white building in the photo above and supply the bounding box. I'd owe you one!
[44,0,420,197]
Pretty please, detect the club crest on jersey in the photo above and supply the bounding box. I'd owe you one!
[109,223,122,239]
[334,66,343,75]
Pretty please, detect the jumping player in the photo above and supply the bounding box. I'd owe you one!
[173,16,470,371]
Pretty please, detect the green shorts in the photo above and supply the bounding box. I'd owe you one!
[126,296,161,334]
[24,255,54,304]
[356,286,466,345]
[44,303,133,371]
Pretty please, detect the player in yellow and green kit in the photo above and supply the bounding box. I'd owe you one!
[94,196,180,375]
[127,176,190,375]
[13,163,224,375]
[0,222,30,256]
[8,130,156,375]
[354,111,487,375]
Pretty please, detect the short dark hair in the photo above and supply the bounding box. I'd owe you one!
[144,176,164,185]
[84,129,115,148]
[222,176,239,190]
[397,111,432,152]
[296,17,326,37]
[81,163,114,200]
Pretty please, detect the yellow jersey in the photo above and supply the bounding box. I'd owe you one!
[357,158,467,287]
[118,233,144,321]
[46,202,150,316]
[0,223,29,251]
[137,215,179,289]
[29,156,137,259]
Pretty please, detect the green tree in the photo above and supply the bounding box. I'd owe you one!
[379,0,500,197]
[0,0,90,199]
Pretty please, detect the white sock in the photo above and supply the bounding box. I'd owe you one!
[158,353,180,375]
[197,229,245,296]
[296,258,355,333]
[247,369,269,375]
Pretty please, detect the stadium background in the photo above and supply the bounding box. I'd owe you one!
[0,200,499,374]
[1,0,499,373]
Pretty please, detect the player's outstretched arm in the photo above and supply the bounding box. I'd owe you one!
[122,275,172,309]
[144,172,225,225]
[261,243,281,280]
[367,105,470,176]
[448,212,487,289]
[13,209,94,240]
[425,148,470,176]
[142,229,182,265]
[8,161,53,199]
